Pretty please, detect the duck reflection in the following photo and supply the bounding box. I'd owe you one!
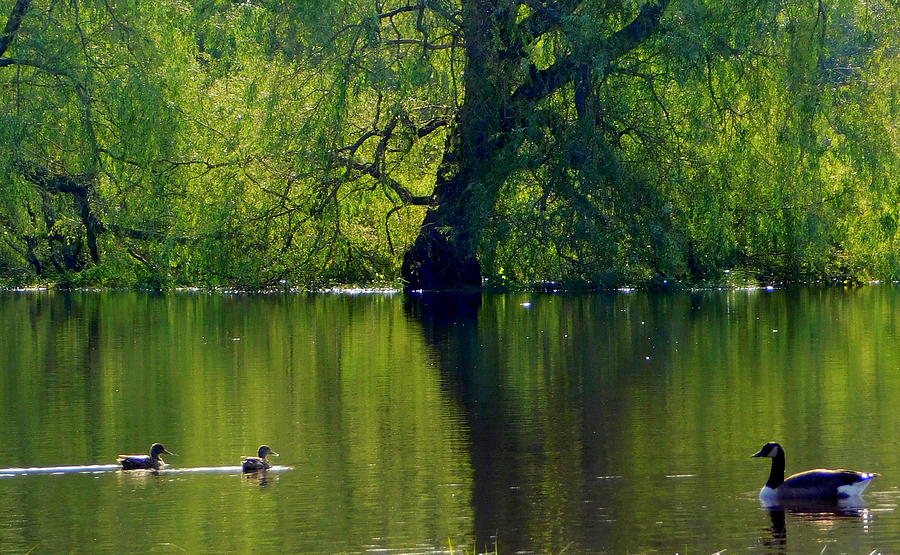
[241,470,273,487]
[761,497,872,548]
[115,467,164,487]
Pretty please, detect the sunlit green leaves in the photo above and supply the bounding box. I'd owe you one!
[0,0,894,288]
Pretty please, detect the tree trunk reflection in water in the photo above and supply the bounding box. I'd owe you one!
[405,293,536,552]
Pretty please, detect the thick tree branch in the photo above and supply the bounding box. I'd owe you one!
[0,57,75,78]
[379,174,434,206]
[416,117,449,138]
[15,160,194,267]
[513,55,579,104]
[0,0,30,59]
[17,161,103,263]
[330,150,435,207]
[511,0,671,105]
[329,107,447,207]
[330,2,464,44]
[379,5,422,20]
[603,0,671,62]
[383,38,460,50]
[516,0,581,39]
[106,224,191,245]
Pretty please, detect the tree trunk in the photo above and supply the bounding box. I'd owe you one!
[400,1,672,291]
[401,0,513,291]
[400,155,483,291]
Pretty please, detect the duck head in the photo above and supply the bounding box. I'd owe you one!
[258,445,279,459]
[150,443,175,458]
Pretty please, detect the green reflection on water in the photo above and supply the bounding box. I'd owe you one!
[410,287,899,552]
[0,291,473,553]
[0,287,897,553]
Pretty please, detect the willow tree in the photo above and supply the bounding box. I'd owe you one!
[282,0,676,290]
[0,0,198,284]
[0,0,287,287]
[281,0,896,290]
[0,0,895,288]
[400,0,674,289]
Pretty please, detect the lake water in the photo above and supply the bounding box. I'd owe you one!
[0,286,897,553]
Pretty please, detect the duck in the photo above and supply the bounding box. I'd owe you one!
[752,442,878,500]
[117,443,174,470]
[242,445,279,472]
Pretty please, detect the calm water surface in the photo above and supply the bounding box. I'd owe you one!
[0,287,897,553]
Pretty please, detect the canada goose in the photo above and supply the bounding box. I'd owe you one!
[241,445,279,472]
[752,442,877,500]
[117,443,175,470]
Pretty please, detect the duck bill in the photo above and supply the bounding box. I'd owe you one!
[271,451,280,457]
[164,449,176,456]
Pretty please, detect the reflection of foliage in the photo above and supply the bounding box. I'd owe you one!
[0,0,895,288]
[0,291,474,551]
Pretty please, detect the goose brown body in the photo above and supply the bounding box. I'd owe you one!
[752,442,877,500]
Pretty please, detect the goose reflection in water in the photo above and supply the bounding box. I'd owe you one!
[760,497,873,549]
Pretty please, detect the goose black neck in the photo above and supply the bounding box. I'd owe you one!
[767,451,785,488]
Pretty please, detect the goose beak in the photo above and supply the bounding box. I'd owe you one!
[751,449,765,457]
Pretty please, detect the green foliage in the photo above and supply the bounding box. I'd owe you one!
[0,0,895,288]
[482,0,898,287]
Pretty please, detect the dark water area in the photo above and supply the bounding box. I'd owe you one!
[0,286,897,553]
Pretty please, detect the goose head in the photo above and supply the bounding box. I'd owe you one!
[752,442,783,459]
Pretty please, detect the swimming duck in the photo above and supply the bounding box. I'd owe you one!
[242,445,279,472]
[117,443,174,470]
[752,442,877,500]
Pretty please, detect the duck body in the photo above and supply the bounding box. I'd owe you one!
[753,442,877,500]
[117,443,173,470]
[242,445,279,472]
